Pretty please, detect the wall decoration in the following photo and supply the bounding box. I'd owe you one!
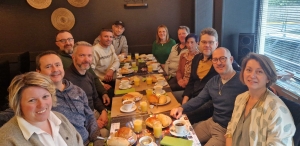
[67,0,89,8]
[27,0,52,9]
[51,8,75,30]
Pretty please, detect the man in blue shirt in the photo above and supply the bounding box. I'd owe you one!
[170,47,248,146]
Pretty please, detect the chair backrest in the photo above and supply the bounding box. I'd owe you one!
[0,60,10,110]
[279,96,300,146]
[18,51,30,73]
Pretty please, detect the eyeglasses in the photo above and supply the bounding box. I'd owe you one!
[56,38,74,43]
[212,56,227,64]
[200,40,215,45]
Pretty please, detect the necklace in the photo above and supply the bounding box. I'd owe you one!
[218,71,236,95]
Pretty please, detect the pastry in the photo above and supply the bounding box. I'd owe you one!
[115,127,133,139]
[145,117,162,128]
[148,94,158,104]
[107,137,130,146]
[158,95,167,104]
[120,68,129,74]
[121,77,129,81]
[156,114,171,127]
[150,75,157,82]
[122,94,135,101]
[127,92,142,98]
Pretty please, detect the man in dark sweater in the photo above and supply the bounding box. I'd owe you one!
[55,30,111,107]
[170,47,248,146]
[64,41,109,131]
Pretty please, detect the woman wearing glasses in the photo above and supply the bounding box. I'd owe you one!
[0,72,83,145]
[152,24,176,65]
[225,53,295,146]
[169,33,199,91]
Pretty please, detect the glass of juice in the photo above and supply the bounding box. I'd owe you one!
[135,53,139,60]
[127,53,132,61]
[146,76,152,85]
[153,121,162,138]
[133,115,143,133]
[147,65,153,73]
[146,88,153,98]
[134,77,140,86]
[140,98,148,113]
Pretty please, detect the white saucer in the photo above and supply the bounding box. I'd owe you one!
[120,105,137,113]
[169,125,189,137]
[119,85,132,90]
[152,90,166,95]
[155,81,168,86]
[136,142,158,146]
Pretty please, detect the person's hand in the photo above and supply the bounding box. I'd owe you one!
[103,84,111,90]
[170,107,183,119]
[104,69,114,82]
[97,110,108,128]
[102,94,110,106]
[182,96,189,104]
[177,79,185,87]
[182,79,188,88]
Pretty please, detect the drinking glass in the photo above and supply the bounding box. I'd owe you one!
[133,115,143,133]
[134,77,140,86]
[153,121,162,138]
[146,76,152,85]
[140,98,148,113]
[127,53,132,61]
[146,88,153,98]
[135,53,139,60]
[147,65,153,73]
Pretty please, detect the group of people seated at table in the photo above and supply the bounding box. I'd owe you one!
[0,20,297,146]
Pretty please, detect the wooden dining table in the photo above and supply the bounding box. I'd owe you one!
[109,56,201,145]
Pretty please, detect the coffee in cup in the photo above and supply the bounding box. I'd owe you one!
[139,136,153,146]
[154,85,163,94]
[120,80,130,88]
[173,120,186,134]
[151,63,159,71]
[122,100,135,111]
[157,77,165,86]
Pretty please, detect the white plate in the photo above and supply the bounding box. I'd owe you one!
[108,132,137,145]
[120,105,137,113]
[152,90,166,95]
[118,68,134,75]
[157,96,171,106]
[119,85,132,90]
[169,125,189,137]
[155,81,168,86]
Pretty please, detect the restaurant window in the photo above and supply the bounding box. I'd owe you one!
[257,0,300,98]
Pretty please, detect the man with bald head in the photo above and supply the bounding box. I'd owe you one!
[170,47,248,146]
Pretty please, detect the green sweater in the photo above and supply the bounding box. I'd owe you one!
[0,111,83,146]
[58,51,108,97]
[152,39,176,64]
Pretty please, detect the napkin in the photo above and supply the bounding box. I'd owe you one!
[115,88,136,95]
[132,66,138,71]
[160,136,193,146]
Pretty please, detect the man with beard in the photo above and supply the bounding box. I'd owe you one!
[64,41,109,131]
[36,51,105,146]
[55,30,111,108]
[92,29,120,92]
[93,21,128,55]
[171,47,248,146]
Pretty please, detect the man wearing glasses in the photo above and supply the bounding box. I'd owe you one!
[171,47,247,146]
[55,30,111,108]
[179,28,241,124]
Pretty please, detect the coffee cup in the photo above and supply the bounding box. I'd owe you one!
[122,100,135,111]
[154,85,163,94]
[139,136,153,146]
[124,63,130,67]
[151,63,159,70]
[120,80,130,88]
[173,120,187,134]
[157,77,165,86]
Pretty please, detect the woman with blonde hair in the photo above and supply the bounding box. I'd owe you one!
[226,53,295,146]
[152,24,176,65]
[0,72,83,146]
